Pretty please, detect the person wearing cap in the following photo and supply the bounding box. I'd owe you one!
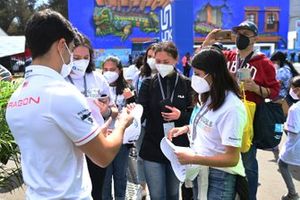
[5,9,134,199]
[201,21,280,200]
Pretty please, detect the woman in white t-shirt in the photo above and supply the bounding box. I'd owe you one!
[66,33,114,200]
[168,46,247,199]
[278,76,300,200]
[102,56,136,200]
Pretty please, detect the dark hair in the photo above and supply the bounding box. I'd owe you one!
[270,51,299,77]
[73,31,96,73]
[102,56,128,95]
[140,43,157,77]
[155,41,178,59]
[192,46,241,111]
[134,55,144,69]
[25,9,75,59]
[291,75,300,88]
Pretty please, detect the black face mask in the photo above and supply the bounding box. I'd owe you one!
[236,34,250,50]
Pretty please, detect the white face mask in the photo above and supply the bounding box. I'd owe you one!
[103,71,119,84]
[156,64,174,78]
[147,58,156,70]
[59,43,73,78]
[191,74,210,94]
[289,88,299,100]
[70,59,90,79]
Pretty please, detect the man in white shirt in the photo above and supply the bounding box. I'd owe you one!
[5,9,133,200]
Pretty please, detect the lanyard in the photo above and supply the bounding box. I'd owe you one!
[191,105,209,142]
[157,73,179,102]
[236,51,254,70]
[68,75,88,97]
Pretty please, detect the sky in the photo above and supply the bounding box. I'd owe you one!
[35,0,49,8]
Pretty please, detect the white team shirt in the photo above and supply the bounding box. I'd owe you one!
[66,71,113,125]
[279,101,300,166]
[5,65,100,200]
[190,91,247,176]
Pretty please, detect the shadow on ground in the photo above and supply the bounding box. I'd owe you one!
[0,169,23,193]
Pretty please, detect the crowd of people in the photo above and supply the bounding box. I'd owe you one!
[3,8,300,200]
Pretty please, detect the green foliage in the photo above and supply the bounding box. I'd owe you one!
[0,80,23,191]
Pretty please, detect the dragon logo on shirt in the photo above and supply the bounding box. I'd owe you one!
[77,109,94,124]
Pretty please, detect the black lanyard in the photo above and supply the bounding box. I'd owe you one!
[157,73,179,103]
[236,51,254,70]
[68,75,88,97]
[191,105,209,142]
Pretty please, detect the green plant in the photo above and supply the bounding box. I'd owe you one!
[0,80,23,190]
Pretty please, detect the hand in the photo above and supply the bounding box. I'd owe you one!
[161,105,181,121]
[99,117,113,137]
[202,29,222,47]
[175,147,196,165]
[167,126,189,141]
[115,107,134,130]
[126,103,136,112]
[123,88,134,100]
[243,78,259,93]
[94,99,109,116]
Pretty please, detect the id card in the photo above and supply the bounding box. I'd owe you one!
[237,68,251,81]
[163,122,175,136]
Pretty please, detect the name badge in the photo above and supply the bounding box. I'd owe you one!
[163,122,175,137]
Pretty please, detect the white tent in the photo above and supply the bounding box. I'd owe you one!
[0,36,25,58]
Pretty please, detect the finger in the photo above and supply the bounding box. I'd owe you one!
[103,117,112,128]
[165,105,173,111]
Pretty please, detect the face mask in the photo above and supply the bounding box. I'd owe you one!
[289,88,299,100]
[191,74,210,94]
[70,59,90,79]
[236,34,250,50]
[147,58,156,70]
[156,64,174,78]
[59,43,73,78]
[103,71,119,84]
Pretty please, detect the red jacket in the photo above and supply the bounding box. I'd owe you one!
[224,50,280,104]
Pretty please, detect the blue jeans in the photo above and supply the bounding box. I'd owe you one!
[207,168,237,200]
[144,160,179,200]
[192,168,236,200]
[242,145,258,200]
[102,145,129,200]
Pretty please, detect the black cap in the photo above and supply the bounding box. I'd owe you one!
[232,20,258,36]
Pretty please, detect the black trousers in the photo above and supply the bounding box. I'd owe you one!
[86,156,107,200]
[183,66,191,77]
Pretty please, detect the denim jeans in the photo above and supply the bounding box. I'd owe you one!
[144,160,179,200]
[192,168,236,200]
[136,126,146,184]
[242,145,258,200]
[102,144,129,200]
[207,168,237,200]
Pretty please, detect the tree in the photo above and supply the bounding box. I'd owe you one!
[47,0,68,19]
[0,0,36,35]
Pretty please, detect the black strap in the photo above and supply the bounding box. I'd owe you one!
[236,51,254,70]
[68,75,88,97]
[157,73,179,103]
